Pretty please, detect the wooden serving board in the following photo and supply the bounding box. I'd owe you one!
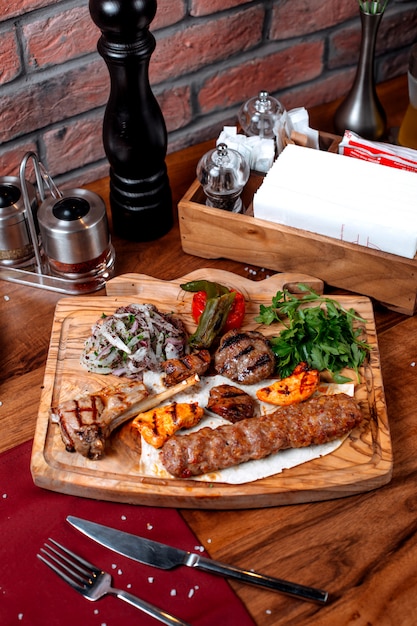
[31,270,392,509]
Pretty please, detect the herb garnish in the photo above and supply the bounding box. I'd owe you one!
[255,284,371,383]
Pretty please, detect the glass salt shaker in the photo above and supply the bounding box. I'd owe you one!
[238,91,285,139]
[196,143,250,213]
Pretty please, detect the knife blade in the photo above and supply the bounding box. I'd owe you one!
[67,516,328,604]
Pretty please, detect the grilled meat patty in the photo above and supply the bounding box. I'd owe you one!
[160,393,363,478]
[214,329,275,384]
[162,349,211,387]
[206,384,255,423]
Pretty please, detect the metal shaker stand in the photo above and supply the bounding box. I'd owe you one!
[0,152,115,294]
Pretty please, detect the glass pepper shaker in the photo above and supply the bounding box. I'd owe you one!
[196,143,250,213]
[238,91,285,139]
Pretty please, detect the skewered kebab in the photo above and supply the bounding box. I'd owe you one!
[160,393,363,478]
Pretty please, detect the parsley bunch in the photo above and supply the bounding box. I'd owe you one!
[256,285,371,383]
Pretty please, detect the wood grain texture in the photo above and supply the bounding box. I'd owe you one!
[31,270,392,508]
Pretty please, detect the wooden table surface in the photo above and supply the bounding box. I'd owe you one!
[2,74,417,624]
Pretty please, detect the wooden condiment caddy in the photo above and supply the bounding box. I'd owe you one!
[178,132,417,316]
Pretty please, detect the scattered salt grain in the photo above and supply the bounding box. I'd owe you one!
[111,564,117,570]
[2,493,7,499]
[18,614,23,621]
[194,545,204,552]
[94,609,99,614]
[170,589,177,596]
[117,569,123,575]
[147,523,153,530]
[188,588,195,598]
[121,514,127,520]
[148,577,154,583]
[4,295,10,301]
[206,538,212,543]
[411,362,416,367]
[127,583,132,589]
[265,609,272,615]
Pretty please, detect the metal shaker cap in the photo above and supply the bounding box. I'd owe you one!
[0,180,21,212]
[0,176,36,226]
[0,176,37,263]
[37,188,110,264]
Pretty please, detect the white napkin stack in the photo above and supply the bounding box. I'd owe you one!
[217,126,275,173]
[253,144,417,259]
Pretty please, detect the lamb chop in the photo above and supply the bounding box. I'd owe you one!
[51,375,200,460]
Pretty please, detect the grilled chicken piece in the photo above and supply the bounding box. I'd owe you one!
[162,349,211,386]
[214,329,275,384]
[256,362,320,406]
[132,402,204,448]
[206,384,255,423]
[52,375,200,460]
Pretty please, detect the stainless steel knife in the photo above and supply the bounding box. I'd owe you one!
[67,516,328,604]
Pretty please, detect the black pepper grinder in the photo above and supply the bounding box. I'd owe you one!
[89,0,173,241]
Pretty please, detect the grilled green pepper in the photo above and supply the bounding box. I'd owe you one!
[188,290,236,349]
[181,280,237,349]
[180,280,230,299]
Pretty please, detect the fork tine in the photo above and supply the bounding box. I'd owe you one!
[37,549,85,592]
[48,539,99,576]
[37,540,97,591]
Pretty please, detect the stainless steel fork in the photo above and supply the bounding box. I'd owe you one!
[37,539,190,626]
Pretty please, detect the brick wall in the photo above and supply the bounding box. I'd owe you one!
[0,0,415,188]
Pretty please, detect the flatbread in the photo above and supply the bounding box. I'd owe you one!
[140,372,354,484]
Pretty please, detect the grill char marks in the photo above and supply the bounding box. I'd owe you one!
[57,395,106,459]
[214,329,275,384]
[52,381,148,460]
[131,402,204,448]
[162,349,211,387]
[207,384,256,423]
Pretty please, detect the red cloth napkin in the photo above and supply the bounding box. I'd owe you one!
[1,440,256,626]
